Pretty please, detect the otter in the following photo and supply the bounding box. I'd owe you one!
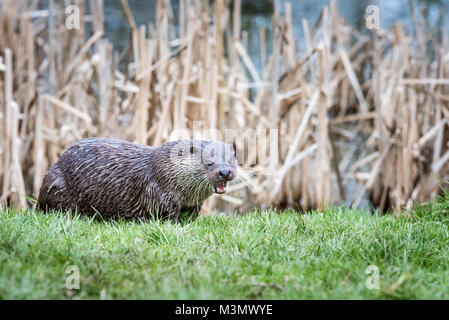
[37,138,238,221]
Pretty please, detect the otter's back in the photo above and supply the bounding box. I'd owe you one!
[37,138,156,218]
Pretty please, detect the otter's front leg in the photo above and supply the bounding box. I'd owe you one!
[166,202,181,222]
[179,205,202,221]
[143,185,180,222]
[152,197,181,222]
[144,201,180,222]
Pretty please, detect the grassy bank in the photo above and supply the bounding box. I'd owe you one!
[0,192,448,299]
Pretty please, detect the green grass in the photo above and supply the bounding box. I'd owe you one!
[0,191,448,299]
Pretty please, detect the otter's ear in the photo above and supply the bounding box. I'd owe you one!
[189,142,198,154]
[189,140,201,154]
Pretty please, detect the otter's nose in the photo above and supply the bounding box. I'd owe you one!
[218,169,232,180]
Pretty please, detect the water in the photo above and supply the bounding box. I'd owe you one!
[103,0,449,71]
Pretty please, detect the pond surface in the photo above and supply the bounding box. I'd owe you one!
[103,0,449,70]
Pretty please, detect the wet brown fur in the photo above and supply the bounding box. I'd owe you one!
[37,138,237,221]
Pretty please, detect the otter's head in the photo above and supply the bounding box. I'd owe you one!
[198,140,237,194]
[169,140,238,195]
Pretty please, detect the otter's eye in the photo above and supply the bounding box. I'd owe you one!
[206,162,214,167]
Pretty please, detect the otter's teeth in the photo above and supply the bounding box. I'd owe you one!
[214,182,226,194]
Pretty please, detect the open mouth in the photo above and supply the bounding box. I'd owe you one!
[214,182,227,194]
